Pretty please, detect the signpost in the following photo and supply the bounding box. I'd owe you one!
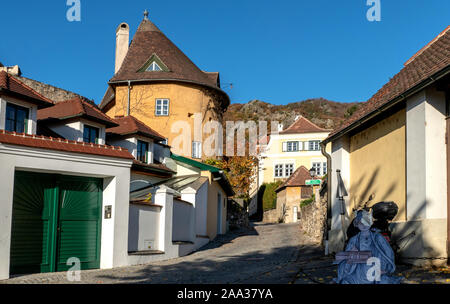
[305,179,321,186]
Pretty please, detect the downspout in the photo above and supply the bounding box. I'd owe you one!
[321,141,332,255]
[127,80,131,116]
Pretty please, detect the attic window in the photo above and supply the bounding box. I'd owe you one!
[138,54,169,72]
[146,61,162,71]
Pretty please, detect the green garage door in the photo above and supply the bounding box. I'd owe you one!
[10,172,102,275]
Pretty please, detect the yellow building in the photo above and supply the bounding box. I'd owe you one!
[99,12,229,159]
[257,116,331,188]
[323,27,450,266]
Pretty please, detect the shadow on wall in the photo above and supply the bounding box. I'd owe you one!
[345,166,443,265]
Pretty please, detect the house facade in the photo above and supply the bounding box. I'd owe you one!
[0,71,134,280]
[275,166,314,223]
[258,116,331,188]
[323,26,450,266]
[99,13,230,160]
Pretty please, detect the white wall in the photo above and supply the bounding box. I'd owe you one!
[0,144,132,280]
[181,181,208,237]
[406,87,447,220]
[108,135,154,164]
[172,199,195,243]
[329,136,351,253]
[128,203,161,252]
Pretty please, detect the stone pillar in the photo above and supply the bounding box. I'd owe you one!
[154,185,175,252]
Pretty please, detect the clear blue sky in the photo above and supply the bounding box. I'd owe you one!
[1,1,449,105]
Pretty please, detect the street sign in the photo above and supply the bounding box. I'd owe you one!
[305,179,321,186]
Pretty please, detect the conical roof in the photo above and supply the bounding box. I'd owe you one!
[110,19,225,93]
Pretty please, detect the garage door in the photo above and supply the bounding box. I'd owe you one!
[10,172,102,275]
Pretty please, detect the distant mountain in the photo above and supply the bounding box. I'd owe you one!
[223,98,363,131]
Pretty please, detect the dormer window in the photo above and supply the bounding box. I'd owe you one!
[138,54,169,73]
[83,125,99,144]
[137,140,149,163]
[5,103,29,133]
[146,61,162,72]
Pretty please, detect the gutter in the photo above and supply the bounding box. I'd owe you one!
[323,65,450,144]
[321,141,332,255]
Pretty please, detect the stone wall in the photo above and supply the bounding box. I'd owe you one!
[298,190,327,244]
[262,208,280,223]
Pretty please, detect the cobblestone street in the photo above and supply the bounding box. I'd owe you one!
[2,222,450,284]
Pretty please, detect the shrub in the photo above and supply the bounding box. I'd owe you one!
[301,194,315,207]
[262,181,283,211]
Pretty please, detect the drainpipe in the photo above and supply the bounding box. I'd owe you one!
[321,142,332,255]
[127,80,131,116]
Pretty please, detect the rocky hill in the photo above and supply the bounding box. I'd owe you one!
[223,98,362,131]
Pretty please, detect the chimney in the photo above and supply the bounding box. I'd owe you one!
[0,65,21,76]
[278,123,284,132]
[115,23,130,74]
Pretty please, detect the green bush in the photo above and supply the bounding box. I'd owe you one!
[300,194,315,208]
[262,181,283,211]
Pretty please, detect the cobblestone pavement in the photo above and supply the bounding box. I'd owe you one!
[2,222,450,284]
[2,222,310,284]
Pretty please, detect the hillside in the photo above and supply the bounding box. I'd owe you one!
[223,98,362,131]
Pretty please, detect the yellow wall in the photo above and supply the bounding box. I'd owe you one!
[261,134,331,185]
[349,108,406,221]
[201,171,227,239]
[106,82,223,158]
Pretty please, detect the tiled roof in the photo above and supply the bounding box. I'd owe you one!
[101,18,229,109]
[280,116,331,134]
[0,71,54,107]
[37,97,118,127]
[276,166,312,192]
[0,130,134,160]
[326,26,450,141]
[106,115,165,141]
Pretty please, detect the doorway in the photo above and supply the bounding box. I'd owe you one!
[9,171,103,275]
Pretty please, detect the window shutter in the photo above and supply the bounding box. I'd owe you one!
[298,141,303,151]
[282,142,287,152]
[192,141,196,158]
[303,141,309,151]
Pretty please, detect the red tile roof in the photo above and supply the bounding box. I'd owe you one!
[100,18,229,109]
[276,166,312,192]
[37,97,118,127]
[0,129,134,160]
[106,115,165,141]
[0,71,54,107]
[280,116,331,134]
[326,26,450,141]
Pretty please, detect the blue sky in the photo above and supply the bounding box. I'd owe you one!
[1,1,449,105]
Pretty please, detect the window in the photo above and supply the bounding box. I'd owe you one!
[192,141,202,159]
[137,140,149,163]
[285,164,294,177]
[287,141,300,152]
[5,103,29,133]
[308,140,321,151]
[155,99,169,116]
[146,61,162,71]
[275,163,295,178]
[160,138,168,145]
[322,162,327,176]
[83,125,99,144]
[274,164,284,178]
[312,162,321,176]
